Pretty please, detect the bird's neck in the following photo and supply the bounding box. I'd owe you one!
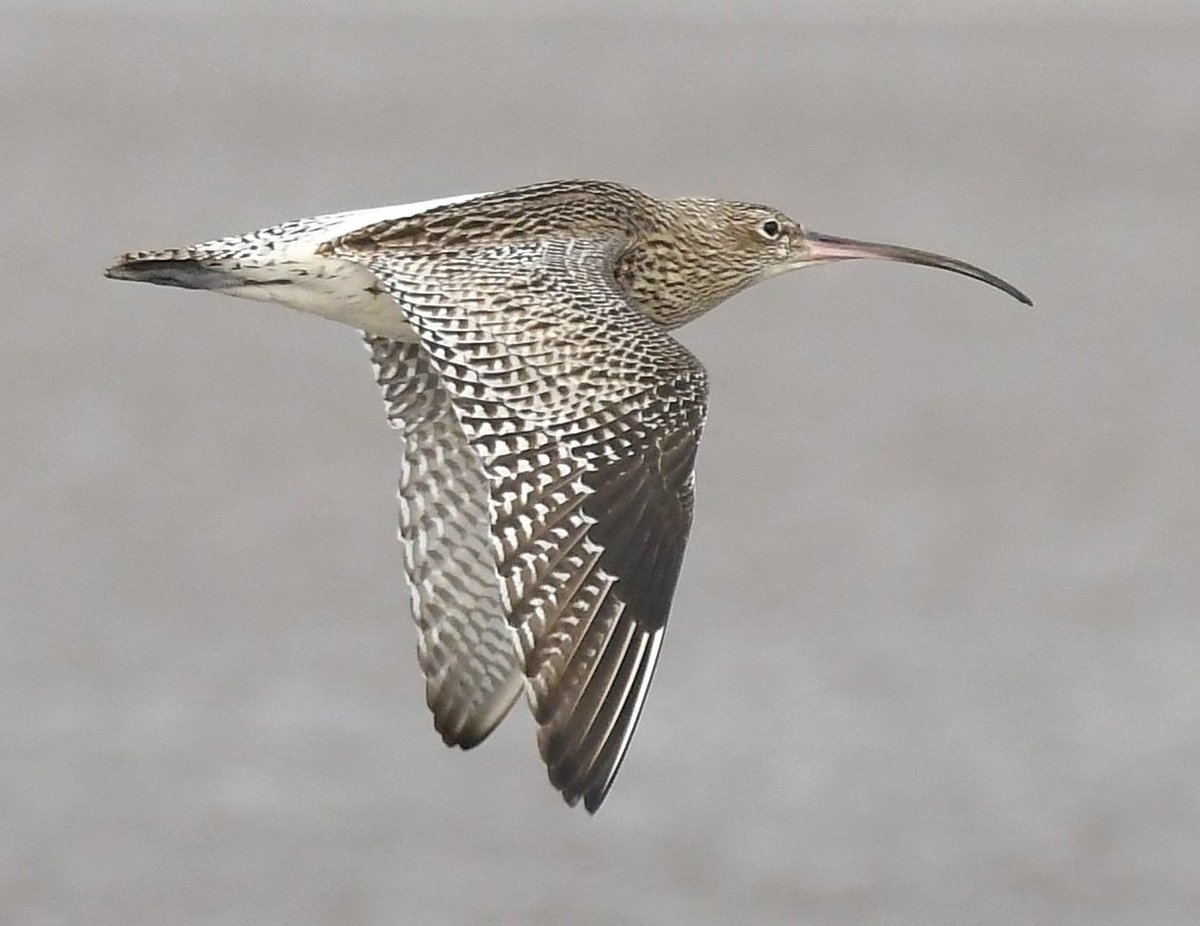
[613,235,748,329]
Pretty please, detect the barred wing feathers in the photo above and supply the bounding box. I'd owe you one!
[366,336,524,748]
[342,236,707,812]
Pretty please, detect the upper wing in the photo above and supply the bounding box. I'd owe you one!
[366,335,524,748]
[337,235,708,812]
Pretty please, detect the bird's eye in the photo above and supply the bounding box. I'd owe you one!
[758,218,782,241]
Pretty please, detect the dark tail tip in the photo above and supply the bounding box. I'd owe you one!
[105,252,232,291]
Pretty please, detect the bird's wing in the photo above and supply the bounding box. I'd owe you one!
[335,235,708,812]
[366,335,525,748]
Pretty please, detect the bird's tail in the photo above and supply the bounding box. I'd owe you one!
[104,226,410,335]
[103,207,365,294]
[104,248,252,291]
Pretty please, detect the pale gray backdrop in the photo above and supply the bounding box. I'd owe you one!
[4,2,1197,924]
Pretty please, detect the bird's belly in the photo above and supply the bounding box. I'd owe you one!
[231,256,419,341]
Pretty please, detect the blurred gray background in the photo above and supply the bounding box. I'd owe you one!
[4,1,1198,923]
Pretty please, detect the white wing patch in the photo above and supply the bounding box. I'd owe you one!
[312,191,493,241]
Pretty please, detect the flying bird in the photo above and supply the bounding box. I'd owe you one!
[106,179,1030,812]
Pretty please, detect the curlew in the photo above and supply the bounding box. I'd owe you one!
[105,179,1030,813]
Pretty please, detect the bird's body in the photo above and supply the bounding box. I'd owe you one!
[106,179,1029,812]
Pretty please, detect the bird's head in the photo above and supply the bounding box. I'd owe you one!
[615,197,1030,328]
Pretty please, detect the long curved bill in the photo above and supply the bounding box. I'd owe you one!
[802,231,1032,306]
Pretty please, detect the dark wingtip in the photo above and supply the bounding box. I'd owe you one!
[583,791,605,815]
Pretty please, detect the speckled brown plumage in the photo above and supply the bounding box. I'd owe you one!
[105,179,1029,813]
